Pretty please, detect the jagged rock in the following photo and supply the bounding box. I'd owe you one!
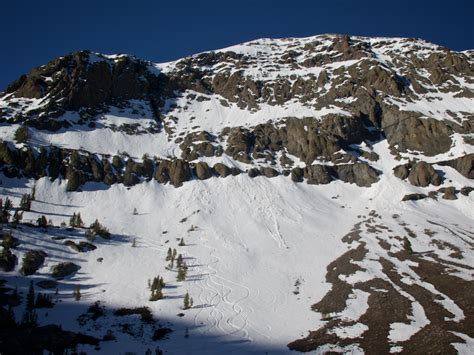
[438,154,474,178]
[20,250,47,276]
[291,167,304,182]
[51,262,80,278]
[305,165,333,185]
[407,161,442,187]
[231,167,241,176]
[194,162,212,180]
[122,170,140,187]
[393,164,410,180]
[402,193,428,201]
[440,187,458,200]
[225,127,254,163]
[260,167,279,178]
[168,160,192,187]
[66,169,85,191]
[248,168,261,178]
[382,109,453,155]
[334,163,379,187]
[460,186,474,196]
[213,163,231,177]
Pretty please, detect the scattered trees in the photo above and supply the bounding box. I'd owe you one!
[69,212,84,228]
[37,215,48,227]
[89,219,111,239]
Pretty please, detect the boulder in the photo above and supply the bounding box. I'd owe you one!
[402,193,428,201]
[260,167,279,178]
[438,154,473,179]
[213,163,231,177]
[194,162,213,180]
[407,161,442,187]
[305,165,333,185]
[334,163,379,187]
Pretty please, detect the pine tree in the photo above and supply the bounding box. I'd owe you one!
[26,281,35,311]
[178,237,185,246]
[37,215,48,227]
[166,247,172,261]
[403,237,413,254]
[73,286,81,301]
[133,208,138,215]
[12,210,23,224]
[176,254,183,268]
[132,238,137,247]
[177,262,187,282]
[20,193,32,211]
[172,248,177,260]
[183,291,193,310]
[5,306,16,327]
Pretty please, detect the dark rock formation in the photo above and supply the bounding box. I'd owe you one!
[402,193,428,201]
[407,162,442,187]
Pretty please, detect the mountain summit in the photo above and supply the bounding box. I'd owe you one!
[0,34,473,354]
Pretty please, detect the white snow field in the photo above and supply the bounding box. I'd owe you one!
[0,141,473,354]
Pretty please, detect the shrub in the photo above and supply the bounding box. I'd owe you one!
[14,126,29,143]
[35,293,54,308]
[89,219,111,239]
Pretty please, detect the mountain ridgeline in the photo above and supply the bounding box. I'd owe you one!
[0,34,472,192]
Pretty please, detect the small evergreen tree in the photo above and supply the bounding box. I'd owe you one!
[176,254,183,268]
[37,215,48,227]
[132,238,137,247]
[166,247,172,261]
[403,237,413,254]
[177,263,187,282]
[183,291,193,310]
[133,208,138,215]
[178,238,185,246]
[20,193,33,211]
[26,281,35,311]
[73,286,81,301]
[12,210,23,224]
[14,126,29,143]
[172,248,177,260]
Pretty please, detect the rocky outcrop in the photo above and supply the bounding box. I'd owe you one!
[402,193,428,201]
[408,162,443,187]
[438,154,474,179]
[333,163,379,187]
[194,162,213,180]
[382,108,453,156]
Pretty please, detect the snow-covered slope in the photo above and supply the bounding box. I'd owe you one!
[0,34,473,354]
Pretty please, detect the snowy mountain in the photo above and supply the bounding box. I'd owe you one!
[0,34,473,354]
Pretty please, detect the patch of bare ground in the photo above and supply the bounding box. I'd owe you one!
[288,216,474,353]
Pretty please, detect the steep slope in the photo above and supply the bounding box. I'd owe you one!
[0,34,473,354]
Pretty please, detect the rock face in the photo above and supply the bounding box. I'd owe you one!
[438,154,474,179]
[0,34,473,191]
[407,162,443,187]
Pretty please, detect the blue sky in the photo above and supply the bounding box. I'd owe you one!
[1,0,473,90]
